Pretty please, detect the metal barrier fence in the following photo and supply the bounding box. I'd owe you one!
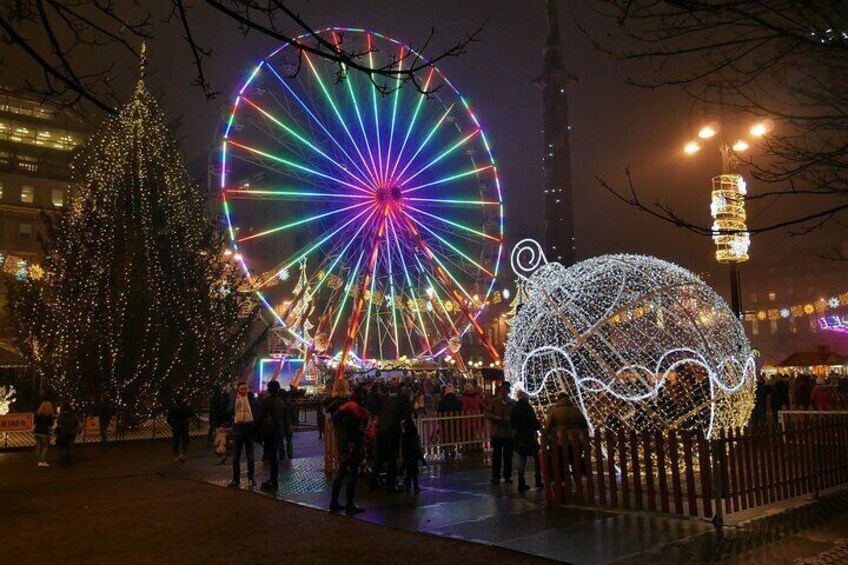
[323,410,491,474]
[1,400,321,451]
[542,412,848,527]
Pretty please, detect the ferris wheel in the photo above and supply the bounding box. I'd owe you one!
[218,28,504,370]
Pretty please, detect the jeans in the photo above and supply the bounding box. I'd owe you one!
[60,435,75,463]
[171,426,189,455]
[265,437,280,488]
[331,450,362,507]
[34,434,49,462]
[491,437,514,480]
[517,452,542,486]
[232,426,255,482]
[375,432,401,488]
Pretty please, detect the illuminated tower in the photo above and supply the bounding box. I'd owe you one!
[536,0,576,265]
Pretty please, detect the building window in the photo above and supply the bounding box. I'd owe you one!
[750,292,758,303]
[51,188,64,207]
[768,292,776,302]
[17,222,33,241]
[20,185,34,204]
[751,319,759,335]
[770,320,778,334]
[0,182,3,200]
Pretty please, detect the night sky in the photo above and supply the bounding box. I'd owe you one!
[11,1,845,295]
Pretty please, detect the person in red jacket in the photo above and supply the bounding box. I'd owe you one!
[329,388,371,514]
[460,384,485,413]
[810,376,832,411]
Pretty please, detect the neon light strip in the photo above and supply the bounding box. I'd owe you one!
[403,211,494,277]
[405,197,499,206]
[265,65,375,188]
[414,254,460,335]
[398,129,481,187]
[388,217,432,354]
[384,228,403,358]
[328,248,367,345]
[226,189,369,200]
[241,97,375,193]
[228,140,371,193]
[401,165,494,194]
[388,68,435,182]
[367,34,384,185]
[307,206,379,298]
[384,46,405,188]
[393,104,454,184]
[238,201,371,243]
[406,204,500,241]
[304,53,379,185]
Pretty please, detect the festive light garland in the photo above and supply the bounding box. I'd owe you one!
[745,291,848,324]
[504,241,755,438]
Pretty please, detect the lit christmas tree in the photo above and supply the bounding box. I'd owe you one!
[9,57,256,417]
[503,281,529,327]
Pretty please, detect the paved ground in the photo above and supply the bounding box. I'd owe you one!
[4,431,848,564]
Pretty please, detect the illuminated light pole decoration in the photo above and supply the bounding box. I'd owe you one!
[504,240,755,438]
[685,121,768,317]
[217,28,504,377]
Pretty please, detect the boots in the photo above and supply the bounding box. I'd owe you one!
[518,477,530,492]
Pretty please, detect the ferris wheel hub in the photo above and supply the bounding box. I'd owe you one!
[375,185,403,204]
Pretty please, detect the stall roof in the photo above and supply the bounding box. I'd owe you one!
[779,349,848,368]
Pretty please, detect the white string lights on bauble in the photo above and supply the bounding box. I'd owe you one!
[504,241,755,439]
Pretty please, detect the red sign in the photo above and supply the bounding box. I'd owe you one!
[0,413,33,432]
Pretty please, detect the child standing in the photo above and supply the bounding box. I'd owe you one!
[402,419,422,493]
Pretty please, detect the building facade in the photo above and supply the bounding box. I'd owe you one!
[0,90,88,331]
[536,0,577,266]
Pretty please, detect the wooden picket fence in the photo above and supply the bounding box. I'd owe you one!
[542,413,848,523]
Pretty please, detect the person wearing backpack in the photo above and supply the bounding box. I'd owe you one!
[55,401,80,465]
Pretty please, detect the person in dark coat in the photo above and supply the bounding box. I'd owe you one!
[33,400,55,467]
[330,387,371,514]
[751,374,771,429]
[374,386,413,491]
[209,387,230,443]
[55,401,80,465]
[771,375,790,426]
[228,381,258,488]
[512,388,542,491]
[95,392,115,448]
[167,397,194,462]
[402,418,422,492]
[484,382,515,484]
[256,381,286,491]
[437,385,462,413]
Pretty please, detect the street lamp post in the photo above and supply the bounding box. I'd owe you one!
[684,121,768,318]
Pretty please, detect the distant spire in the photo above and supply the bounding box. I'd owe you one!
[545,0,561,48]
[139,42,148,79]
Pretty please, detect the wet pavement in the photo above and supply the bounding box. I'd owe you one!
[189,432,715,564]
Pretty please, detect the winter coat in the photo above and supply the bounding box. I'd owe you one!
[460,392,485,413]
[437,393,462,414]
[484,397,514,439]
[378,394,413,436]
[511,397,541,456]
[33,413,53,436]
[56,411,79,439]
[810,384,832,411]
[256,395,286,443]
[333,400,371,456]
[544,398,588,436]
[167,403,194,431]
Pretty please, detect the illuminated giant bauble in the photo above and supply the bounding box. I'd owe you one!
[504,247,755,439]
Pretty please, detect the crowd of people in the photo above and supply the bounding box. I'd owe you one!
[751,372,844,427]
[30,394,115,468]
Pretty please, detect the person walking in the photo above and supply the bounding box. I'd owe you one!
[484,382,515,485]
[95,392,115,448]
[256,381,286,492]
[55,402,80,465]
[33,400,55,467]
[512,388,543,491]
[329,387,371,514]
[228,381,257,488]
[167,397,194,463]
[402,418,422,493]
[374,386,413,492]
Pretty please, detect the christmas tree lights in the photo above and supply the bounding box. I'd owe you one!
[9,66,255,417]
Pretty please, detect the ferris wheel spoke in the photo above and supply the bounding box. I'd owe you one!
[414,255,461,336]
[397,128,480,188]
[327,248,368,348]
[228,140,370,194]
[405,204,500,242]
[366,35,385,185]
[342,67,381,188]
[401,165,494,195]
[383,231,403,359]
[308,206,380,298]
[405,196,500,207]
[241,97,377,193]
[265,65,376,188]
[237,201,372,243]
[384,46,406,188]
[388,68,435,183]
[388,219,433,355]
[226,188,370,202]
[303,52,380,185]
[393,103,454,184]
[402,211,494,277]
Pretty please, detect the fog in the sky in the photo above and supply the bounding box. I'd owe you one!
[10,1,843,298]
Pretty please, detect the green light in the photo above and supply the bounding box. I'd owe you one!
[394,103,454,183]
[404,211,494,276]
[388,69,435,181]
[402,165,493,195]
[239,201,371,242]
[399,129,480,187]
